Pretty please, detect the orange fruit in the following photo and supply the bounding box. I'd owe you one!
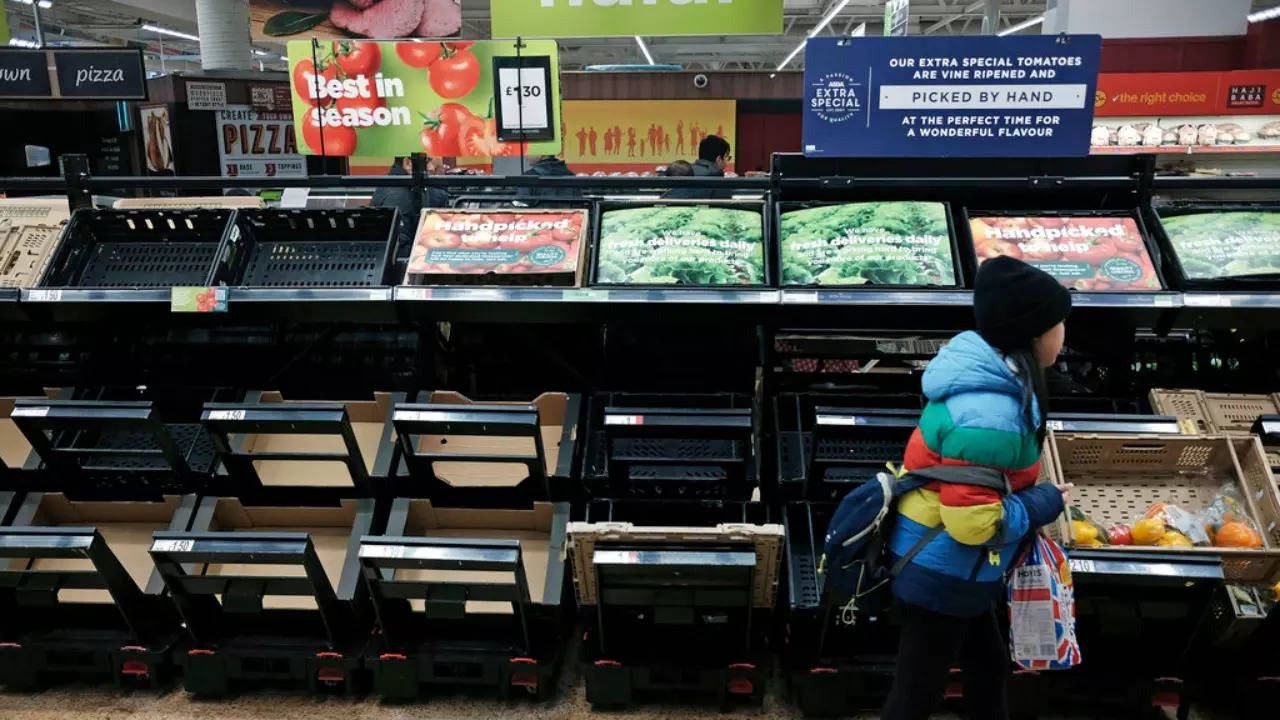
[1214,521,1262,548]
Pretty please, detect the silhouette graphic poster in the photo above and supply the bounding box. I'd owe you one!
[562,100,736,174]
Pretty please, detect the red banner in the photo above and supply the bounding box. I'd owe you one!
[1096,70,1280,117]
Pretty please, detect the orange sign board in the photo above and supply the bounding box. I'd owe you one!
[561,100,736,174]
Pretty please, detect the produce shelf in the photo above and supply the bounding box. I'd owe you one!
[360,499,572,701]
[0,492,198,689]
[569,499,779,709]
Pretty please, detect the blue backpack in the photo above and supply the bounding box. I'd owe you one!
[820,464,1009,621]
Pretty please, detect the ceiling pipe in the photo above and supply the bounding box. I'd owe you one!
[194,0,252,70]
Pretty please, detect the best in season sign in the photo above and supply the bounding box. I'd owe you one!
[969,215,1160,292]
[287,39,561,157]
[803,34,1102,158]
[489,0,782,39]
[1159,211,1280,281]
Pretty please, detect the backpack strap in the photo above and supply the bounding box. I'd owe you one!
[891,525,945,576]
[905,465,1011,495]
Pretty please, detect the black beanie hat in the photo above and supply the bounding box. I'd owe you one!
[974,256,1072,352]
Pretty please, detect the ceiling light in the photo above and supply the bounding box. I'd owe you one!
[997,15,1044,36]
[8,1,54,9]
[1249,5,1280,22]
[777,0,850,72]
[142,23,200,42]
[9,37,40,48]
[634,35,654,65]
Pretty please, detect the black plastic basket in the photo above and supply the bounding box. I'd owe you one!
[39,209,234,288]
[218,208,397,287]
[772,393,918,502]
[582,392,758,500]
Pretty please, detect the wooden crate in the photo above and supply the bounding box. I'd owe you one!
[566,520,783,608]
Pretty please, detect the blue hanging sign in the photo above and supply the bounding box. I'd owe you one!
[803,34,1102,158]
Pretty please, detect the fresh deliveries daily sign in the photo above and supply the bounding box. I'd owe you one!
[803,35,1102,157]
[489,0,782,39]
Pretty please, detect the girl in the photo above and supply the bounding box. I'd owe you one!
[883,255,1072,720]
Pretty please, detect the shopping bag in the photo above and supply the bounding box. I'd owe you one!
[1007,532,1081,670]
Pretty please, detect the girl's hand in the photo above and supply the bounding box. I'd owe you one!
[1058,483,1073,504]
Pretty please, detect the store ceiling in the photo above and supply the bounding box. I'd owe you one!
[0,0,1273,72]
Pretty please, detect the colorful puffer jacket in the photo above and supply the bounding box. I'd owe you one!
[889,330,1065,617]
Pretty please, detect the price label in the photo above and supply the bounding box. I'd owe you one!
[492,55,554,142]
[1046,420,1065,431]
[398,287,432,301]
[498,67,548,132]
[10,405,50,418]
[26,289,62,302]
[171,286,227,313]
[816,414,860,426]
[395,410,450,423]
[605,415,645,426]
[1068,558,1096,574]
[152,539,195,554]
[207,409,246,421]
[562,288,608,302]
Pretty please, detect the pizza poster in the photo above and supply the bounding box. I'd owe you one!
[968,216,1160,291]
[1159,211,1280,280]
[406,209,586,280]
[780,201,955,286]
[595,206,765,286]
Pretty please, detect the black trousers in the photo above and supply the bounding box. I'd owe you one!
[882,602,1009,720]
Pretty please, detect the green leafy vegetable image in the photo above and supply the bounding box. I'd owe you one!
[779,201,955,287]
[597,206,765,286]
[1160,211,1280,280]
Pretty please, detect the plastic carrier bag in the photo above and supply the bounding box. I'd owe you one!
[1007,533,1081,671]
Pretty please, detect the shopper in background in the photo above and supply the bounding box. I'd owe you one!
[371,156,450,259]
[882,256,1072,720]
[519,154,582,205]
[665,135,732,199]
[661,159,693,198]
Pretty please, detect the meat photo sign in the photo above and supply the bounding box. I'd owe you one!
[251,1,462,42]
[286,39,561,157]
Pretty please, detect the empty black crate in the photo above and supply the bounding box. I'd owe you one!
[583,392,757,500]
[39,209,233,288]
[773,393,918,502]
[219,208,396,287]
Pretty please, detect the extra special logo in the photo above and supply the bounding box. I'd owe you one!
[1227,84,1265,108]
[809,72,862,124]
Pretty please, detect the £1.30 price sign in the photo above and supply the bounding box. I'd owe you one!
[493,56,554,142]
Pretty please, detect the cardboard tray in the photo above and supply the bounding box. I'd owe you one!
[566,520,783,609]
[113,197,266,210]
[1045,432,1280,582]
[15,494,190,605]
[195,497,370,610]
[0,397,35,472]
[0,199,71,290]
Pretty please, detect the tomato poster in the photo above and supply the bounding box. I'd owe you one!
[405,209,586,282]
[968,216,1161,291]
[596,205,765,286]
[286,39,561,158]
[780,201,955,287]
[1159,211,1280,280]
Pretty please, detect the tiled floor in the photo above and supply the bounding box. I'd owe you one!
[0,671,1229,720]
